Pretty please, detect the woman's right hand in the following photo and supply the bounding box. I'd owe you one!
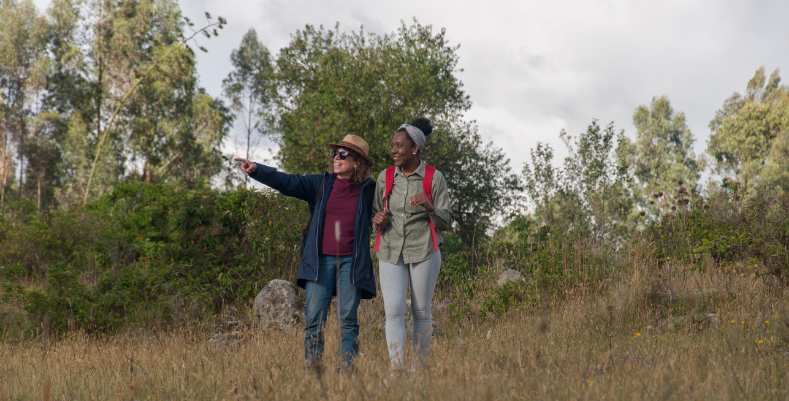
[233,158,257,175]
[373,211,389,231]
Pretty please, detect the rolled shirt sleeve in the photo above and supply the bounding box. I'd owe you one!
[426,170,453,231]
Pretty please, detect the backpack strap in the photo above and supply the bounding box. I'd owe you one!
[374,167,396,252]
[423,165,439,251]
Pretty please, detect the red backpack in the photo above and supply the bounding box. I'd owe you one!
[374,165,439,252]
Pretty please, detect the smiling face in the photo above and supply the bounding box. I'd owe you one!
[332,147,356,178]
[391,130,419,168]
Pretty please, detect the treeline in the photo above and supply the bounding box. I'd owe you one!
[0,0,229,212]
[2,0,788,242]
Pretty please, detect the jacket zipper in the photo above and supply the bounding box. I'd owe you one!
[314,174,328,282]
[351,179,370,286]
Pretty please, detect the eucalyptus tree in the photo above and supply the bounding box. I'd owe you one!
[620,96,704,213]
[523,121,634,243]
[0,0,48,208]
[222,28,273,185]
[708,67,789,191]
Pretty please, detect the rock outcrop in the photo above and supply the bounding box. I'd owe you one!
[252,279,305,329]
[497,269,522,286]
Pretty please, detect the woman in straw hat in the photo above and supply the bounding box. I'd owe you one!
[235,134,376,370]
[372,117,453,376]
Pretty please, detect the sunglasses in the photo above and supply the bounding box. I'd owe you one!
[331,149,353,160]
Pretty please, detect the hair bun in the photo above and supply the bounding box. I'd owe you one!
[411,117,433,136]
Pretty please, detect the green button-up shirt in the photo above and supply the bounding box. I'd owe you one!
[373,161,453,264]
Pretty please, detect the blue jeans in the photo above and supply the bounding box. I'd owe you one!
[304,255,361,367]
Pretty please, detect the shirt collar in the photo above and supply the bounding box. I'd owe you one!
[394,160,427,178]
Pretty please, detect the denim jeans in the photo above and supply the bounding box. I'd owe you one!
[304,255,361,367]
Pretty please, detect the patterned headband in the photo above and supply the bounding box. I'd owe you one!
[399,124,426,152]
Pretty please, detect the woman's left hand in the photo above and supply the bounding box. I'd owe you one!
[409,193,435,213]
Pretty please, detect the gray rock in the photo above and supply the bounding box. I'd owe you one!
[693,313,720,327]
[656,313,720,330]
[497,269,522,286]
[209,330,246,350]
[252,279,305,329]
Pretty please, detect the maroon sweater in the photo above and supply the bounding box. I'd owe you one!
[320,178,359,256]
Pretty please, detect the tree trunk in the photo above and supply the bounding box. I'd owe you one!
[144,159,151,184]
[37,173,41,213]
[96,0,103,152]
[1,119,7,211]
[17,113,25,197]
[245,94,252,185]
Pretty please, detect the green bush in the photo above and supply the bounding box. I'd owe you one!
[647,185,789,280]
[489,216,616,291]
[0,181,309,335]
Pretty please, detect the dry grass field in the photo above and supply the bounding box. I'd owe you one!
[2,258,788,400]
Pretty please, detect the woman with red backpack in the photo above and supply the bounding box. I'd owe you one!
[372,118,453,375]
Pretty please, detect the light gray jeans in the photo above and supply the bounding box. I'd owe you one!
[379,251,441,370]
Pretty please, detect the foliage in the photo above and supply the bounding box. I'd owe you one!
[708,67,789,190]
[0,181,309,334]
[222,28,274,187]
[0,0,230,212]
[647,184,789,282]
[426,120,522,245]
[0,0,49,210]
[523,120,634,244]
[269,21,520,244]
[271,20,470,171]
[621,96,705,212]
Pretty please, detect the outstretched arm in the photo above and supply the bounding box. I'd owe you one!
[234,157,320,202]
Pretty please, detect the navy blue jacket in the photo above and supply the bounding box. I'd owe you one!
[249,164,377,299]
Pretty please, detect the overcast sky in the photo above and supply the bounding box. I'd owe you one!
[35,0,789,182]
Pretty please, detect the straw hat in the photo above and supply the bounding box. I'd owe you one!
[328,135,374,167]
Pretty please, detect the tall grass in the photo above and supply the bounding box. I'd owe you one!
[2,258,787,400]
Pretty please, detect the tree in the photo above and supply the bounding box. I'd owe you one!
[523,121,634,243]
[269,21,519,244]
[622,96,704,210]
[427,120,522,245]
[33,0,229,205]
[83,0,229,195]
[0,0,48,209]
[222,28,273,186]
[271,21,470,171]
[708,67,789,190]
[123,43,230,186]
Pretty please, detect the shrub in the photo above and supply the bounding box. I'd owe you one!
[647,185,789,281]
[0,181,309,335]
